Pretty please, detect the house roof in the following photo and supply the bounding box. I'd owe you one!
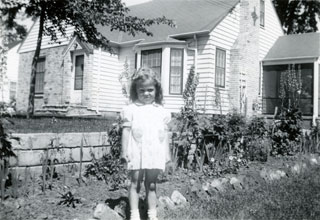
[6,40,22,50]
[263,32,320,61]
[97,0,239,45]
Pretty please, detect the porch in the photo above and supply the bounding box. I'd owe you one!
[261,33,320,125]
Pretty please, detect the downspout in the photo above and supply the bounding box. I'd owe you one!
[186,34,198,73]
[96,47,102,114]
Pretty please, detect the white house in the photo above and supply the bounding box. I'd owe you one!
[16,0,283,116]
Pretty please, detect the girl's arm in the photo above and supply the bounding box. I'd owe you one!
[121,127,130,162]
[165,131,172,163]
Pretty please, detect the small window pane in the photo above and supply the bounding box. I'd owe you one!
[215,49,226,87]
[141,49,162,78]
[35,58,45,94]
[74,55,84,90]
[260,0,265,27]
[170,49,183,94]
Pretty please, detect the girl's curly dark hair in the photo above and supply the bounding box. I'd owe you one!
[129,67,163,105]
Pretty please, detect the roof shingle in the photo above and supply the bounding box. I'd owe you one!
[97,0,239,44]
[263,32,320,61]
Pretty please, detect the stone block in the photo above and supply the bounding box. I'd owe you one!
[93,203,123,220]
[171,190,187,206]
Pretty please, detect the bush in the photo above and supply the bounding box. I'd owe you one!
[270,107,302,156]
[84,116,127,190]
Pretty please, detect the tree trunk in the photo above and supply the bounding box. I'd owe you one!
[27,8,45,118]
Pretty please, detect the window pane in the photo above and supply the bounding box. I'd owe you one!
[35,58,45,94]
[260,0,265,26]
[215,49,226,87]
[170,49,183,94]
[141,49,162,78]
[74,55,84,90]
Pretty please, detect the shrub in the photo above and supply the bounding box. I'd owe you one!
[244,116,270,162]
[0,118,17,200]
[270,107,302,156]
[84,116,127,190]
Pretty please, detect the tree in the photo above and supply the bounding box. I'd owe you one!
[0,0,174,117]
[273,0,320,34]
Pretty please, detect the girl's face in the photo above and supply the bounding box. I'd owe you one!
[136,79,156,104]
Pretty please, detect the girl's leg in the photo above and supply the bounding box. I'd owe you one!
[145,169,160,220]
[129,170,144,220]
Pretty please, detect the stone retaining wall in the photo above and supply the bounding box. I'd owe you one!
[9,132,110,175]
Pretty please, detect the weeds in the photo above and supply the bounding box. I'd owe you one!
[58,191,81,208]
[0,118,16,201]
[84,116,127,190]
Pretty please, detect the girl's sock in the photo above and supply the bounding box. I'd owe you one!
[130,209,140,220]
[147,209,158,220]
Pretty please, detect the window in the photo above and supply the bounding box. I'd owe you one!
[74,55,84,90]
[169,48,184,94]
[262,64,313,115]
[215,48,226,88]
[260,0,265,27]
[141,49,162,77]
[35,57,45,94]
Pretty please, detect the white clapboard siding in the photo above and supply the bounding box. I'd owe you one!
[259,0,283,60]
[193,3,240,114]
[19,20,74,53]
[91,48,127,113]
[163,95,184,112]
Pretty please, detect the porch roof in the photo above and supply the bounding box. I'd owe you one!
[96,0,239,45]
[263,32,320,62]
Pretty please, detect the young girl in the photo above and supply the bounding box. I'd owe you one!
[121,67,171,220]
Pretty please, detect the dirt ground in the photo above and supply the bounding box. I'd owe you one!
[0,155,318,220]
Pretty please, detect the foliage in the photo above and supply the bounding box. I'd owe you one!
[271,108,302,156]
[58,191,81,208]
[0,100,16,117]
[0,0,175,117]
[172,106,253,176]
[244,116,270,162]
[270,64,303,156]
[183,66,199,109]
[279,64,302,110]
[0,117,16,200]
[273,0,320,34]
[84,116,127,190]
[119,58,131,99]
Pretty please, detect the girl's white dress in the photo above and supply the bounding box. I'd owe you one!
[122,102,171,171]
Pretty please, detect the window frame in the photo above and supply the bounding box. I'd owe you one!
[169,48,184,95]
[215,48,226,88]
[35,57,46,94]
[74,54,85,90]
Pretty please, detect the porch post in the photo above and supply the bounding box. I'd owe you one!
[313,61,319,126]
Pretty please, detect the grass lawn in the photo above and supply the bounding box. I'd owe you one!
[3,116,117,133]
[161,161,320,220]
